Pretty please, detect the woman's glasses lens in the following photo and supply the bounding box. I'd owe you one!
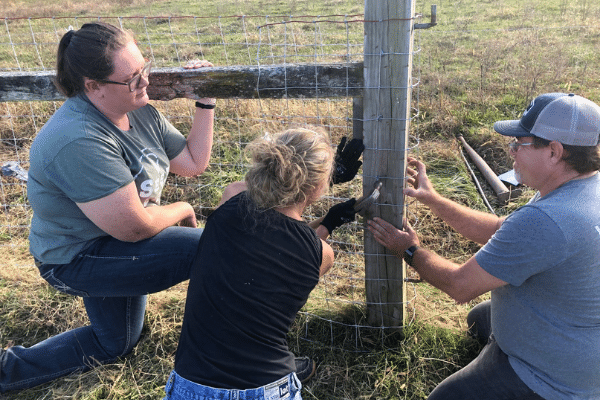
[128,61,152,92]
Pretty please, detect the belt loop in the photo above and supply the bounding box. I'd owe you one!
[292,372,301,391]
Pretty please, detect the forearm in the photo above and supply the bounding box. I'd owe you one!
[126,202,196,241]
[423,191,502,245]
[409,247,472,303]
[409,246,506,303]
[314,224,330,241]
[78,181,198,242]
[308,216,324,230]
[367,212,504,304]
[306,216,331,240]
[178,107,214,176]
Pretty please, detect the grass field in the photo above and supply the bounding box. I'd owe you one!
[0,0,600,398]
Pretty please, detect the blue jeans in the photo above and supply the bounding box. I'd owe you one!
[163,370,303,400]
[0,226,202,393]
[428,300,544,400]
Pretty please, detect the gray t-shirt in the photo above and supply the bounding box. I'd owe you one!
[28,94,187,264]
[476,173,600,400]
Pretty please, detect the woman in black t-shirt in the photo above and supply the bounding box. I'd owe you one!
[164,127,358,400]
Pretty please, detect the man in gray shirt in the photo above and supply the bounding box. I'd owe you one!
[368,92,600,400]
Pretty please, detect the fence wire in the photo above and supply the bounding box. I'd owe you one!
[0,14,424,351]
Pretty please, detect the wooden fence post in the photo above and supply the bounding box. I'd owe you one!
[363,0,415,327]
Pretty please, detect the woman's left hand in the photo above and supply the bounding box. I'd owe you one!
[183,59,213,69]
[183,59,216,106]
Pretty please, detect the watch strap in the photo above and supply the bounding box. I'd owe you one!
[403,245,419,266]
[195,101,216,109]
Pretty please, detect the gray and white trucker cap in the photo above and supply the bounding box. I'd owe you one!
[494,93,600,146]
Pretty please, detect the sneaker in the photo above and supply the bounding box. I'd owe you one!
[294,356,316,383]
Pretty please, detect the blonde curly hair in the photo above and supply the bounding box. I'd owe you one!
[245,127,334,210]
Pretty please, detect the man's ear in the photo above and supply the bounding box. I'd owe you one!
[548,141,565,164]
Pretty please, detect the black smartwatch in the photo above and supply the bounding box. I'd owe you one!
[195,101,216,109]
[403,245,419,266]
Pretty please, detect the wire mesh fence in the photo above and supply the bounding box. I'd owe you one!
[0,14,424,351]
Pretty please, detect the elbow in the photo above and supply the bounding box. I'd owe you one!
[109,225,156,243]
[319,245,335,277]
[112,232,147,243]
[450,291,476,305]
[319,260,334,277]
[195,163,209,176]
[177,162,209,177]
[185,149,211,176]
[445,271,478,305]
[118,233,150,243]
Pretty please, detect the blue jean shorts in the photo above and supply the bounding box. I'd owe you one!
[163,370,303,400]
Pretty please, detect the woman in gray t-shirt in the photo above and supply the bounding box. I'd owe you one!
[1,21,214,394]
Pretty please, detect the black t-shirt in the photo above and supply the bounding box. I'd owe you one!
[174,191,322,389]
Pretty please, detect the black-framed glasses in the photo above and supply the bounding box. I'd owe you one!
[508,140,534,152]
[99,60,152,92]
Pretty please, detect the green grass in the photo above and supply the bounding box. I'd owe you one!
[0,0,599,398]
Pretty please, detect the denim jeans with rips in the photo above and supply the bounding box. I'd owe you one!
[163,370,303,400]
[0,226,202,393]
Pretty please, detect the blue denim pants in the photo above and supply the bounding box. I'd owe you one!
[163,370,303,400]
[0,226,202,393]
[427,300,544,400]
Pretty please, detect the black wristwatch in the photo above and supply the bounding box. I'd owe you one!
[403,245,419,266]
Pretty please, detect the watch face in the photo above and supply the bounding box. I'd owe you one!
[403,246,418,265]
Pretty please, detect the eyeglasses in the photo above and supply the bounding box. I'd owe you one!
[99,61,152,92]
[508,140,534,152]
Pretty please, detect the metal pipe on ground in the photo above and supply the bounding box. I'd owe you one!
[457,135,510,204]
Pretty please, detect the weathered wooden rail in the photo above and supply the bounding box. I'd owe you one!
[0,62,364,102]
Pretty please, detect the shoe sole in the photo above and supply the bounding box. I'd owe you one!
[300,360,316,383]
